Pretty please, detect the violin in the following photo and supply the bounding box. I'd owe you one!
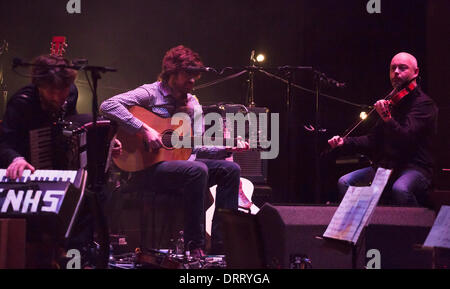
[341,78,417,139]
[388,81,417,106]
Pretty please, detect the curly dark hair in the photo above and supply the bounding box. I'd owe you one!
[159,45,203,83]
[31,54,77,89]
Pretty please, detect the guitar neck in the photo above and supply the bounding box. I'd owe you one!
[177,135,262,149]
[188,136,240,147]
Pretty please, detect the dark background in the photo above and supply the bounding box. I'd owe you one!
[1,0,449,204]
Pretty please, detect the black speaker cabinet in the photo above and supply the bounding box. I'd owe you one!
[365,206,436,269]
[220,209,266,269]
[256,204,364,269]
[255,204,436,269]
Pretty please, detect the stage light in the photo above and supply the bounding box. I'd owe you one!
[360,111,368,120]
[256,54,265,62]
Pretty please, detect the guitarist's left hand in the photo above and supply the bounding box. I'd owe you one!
[226,136,250,152]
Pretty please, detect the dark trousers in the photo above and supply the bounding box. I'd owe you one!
[337,166,431,206]
[136,158,240,250]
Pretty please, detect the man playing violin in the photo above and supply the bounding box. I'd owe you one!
[328,52,438,206]
[100,45,247,256]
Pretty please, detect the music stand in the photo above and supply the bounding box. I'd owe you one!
[419,205,450,269]
[320,167,393,268]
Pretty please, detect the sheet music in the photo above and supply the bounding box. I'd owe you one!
[323,167,392,244]
[423,205,450,249]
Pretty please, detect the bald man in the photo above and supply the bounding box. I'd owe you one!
[327,52,438,206]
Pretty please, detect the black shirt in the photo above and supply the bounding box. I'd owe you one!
[0,84,78,167]
[343,86,438,179]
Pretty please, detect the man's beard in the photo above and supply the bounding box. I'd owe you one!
[40,97,63,117]
[391,77,403,88]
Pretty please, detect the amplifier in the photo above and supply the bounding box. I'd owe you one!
[202,104,269,184]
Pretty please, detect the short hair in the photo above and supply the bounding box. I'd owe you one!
[159,45,203,83]
[31,54,77,89]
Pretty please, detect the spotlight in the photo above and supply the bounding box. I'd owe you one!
[256,54,265,63]
[360,111,368,120]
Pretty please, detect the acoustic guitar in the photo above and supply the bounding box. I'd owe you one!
[112,105,258,172]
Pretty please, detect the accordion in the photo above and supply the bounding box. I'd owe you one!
[29,114,116,186]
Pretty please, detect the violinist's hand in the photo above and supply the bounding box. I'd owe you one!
[111,138,122,158]
[6,157,35,179]
[375,99,392,122]
[328,136,344,149]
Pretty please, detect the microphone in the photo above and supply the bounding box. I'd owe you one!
[314,71,346,88]
[250,50,256,63]
[331,80,346,88]
[185,66,217,73]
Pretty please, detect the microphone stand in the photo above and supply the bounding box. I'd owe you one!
[258,67,342,204]
[277,66,312,202]
[80,64,116,269]
[0,41,8,117]
[285,70,293,201]
[312,70,346,203]
[81,65,116,188]
[313,71,322,204]
[247,50,257,107]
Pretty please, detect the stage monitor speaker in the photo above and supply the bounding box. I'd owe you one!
[255,203,436,269]
[366,206,435,269]
[256,203,363,269]
[219,209,266,269]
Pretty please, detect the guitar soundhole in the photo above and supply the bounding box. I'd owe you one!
[161,130,183,149]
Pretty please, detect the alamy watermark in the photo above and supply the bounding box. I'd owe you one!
[366,0,381,14]
[66,249,81,269]
[66,0,81,14]
[366,249,381,269]
[67,1,381,15]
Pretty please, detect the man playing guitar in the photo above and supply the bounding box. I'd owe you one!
[100,45,248,256]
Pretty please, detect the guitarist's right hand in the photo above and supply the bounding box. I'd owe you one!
[138,124,162,152]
